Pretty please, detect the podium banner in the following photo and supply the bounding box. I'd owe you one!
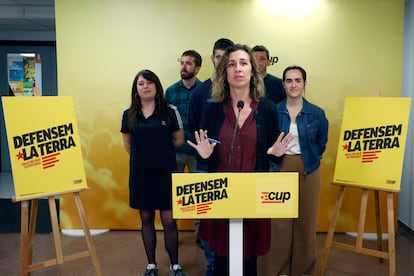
[172,172,298,219]
[333,97,411,192]
[2,96,88,201]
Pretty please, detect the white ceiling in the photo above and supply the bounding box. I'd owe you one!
[0,0,55,33]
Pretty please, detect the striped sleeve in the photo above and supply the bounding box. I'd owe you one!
[169,104,183,130]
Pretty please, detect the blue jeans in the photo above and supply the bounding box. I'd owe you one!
[202,240,215,275]
[195,169,216,275]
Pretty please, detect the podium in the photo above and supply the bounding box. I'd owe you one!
[172,172,298,275]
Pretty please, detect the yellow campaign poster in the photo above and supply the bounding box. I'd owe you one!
[2,96,88,201]
[333,97,411,192]
[172,172,298,219]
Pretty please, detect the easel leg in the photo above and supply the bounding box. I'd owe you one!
[27,199,39,269]
[386,192,396,276]
[73,192,102,276]
[318,185,346,276]
[374,190,384,262]
[356,189,369,250]
[48,196,64,264]
[21,200,30,276]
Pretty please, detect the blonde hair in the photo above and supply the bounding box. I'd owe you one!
[211,44,265,103]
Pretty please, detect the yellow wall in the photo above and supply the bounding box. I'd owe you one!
[55,0,404,231]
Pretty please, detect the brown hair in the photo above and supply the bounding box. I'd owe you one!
[128,69,170,129]
[211,44,264,103]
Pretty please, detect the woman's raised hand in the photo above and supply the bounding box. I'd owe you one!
[267,132,296,157]
[187,129,217,159]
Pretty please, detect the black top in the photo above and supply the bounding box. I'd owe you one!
[263,73,285,105]
[120,105,181,210]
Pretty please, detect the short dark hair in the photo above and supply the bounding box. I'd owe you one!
[283,65,307,81]
[213,38,234,55]
[252,45,270,59]
[182,50,202,67]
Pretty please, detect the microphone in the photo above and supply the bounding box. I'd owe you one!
[227,100,244,171]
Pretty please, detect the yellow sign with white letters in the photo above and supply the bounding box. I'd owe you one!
[2,96,88,201]
[172,172,298,219]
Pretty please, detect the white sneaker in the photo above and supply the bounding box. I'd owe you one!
[170,264,186,276]
[143,263,158,276]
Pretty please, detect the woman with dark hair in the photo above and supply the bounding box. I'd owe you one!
[121,69,186,276]
[188,44,293,276]
[261,65,328,276]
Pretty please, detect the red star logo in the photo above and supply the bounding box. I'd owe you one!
[342,143,349,151]
[16,151,24,160]
[176,198,183,205]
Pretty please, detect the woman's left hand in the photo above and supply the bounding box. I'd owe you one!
[267,132,296,157]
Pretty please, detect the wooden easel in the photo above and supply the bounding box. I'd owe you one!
[318,183,396,276]
[18,189,102,276]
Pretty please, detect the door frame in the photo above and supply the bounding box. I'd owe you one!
[0,42,58,172]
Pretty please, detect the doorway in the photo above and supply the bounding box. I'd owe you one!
[0,42,58,232]
[0,42,58,172]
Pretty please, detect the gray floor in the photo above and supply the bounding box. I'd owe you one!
[0,227,414,275]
